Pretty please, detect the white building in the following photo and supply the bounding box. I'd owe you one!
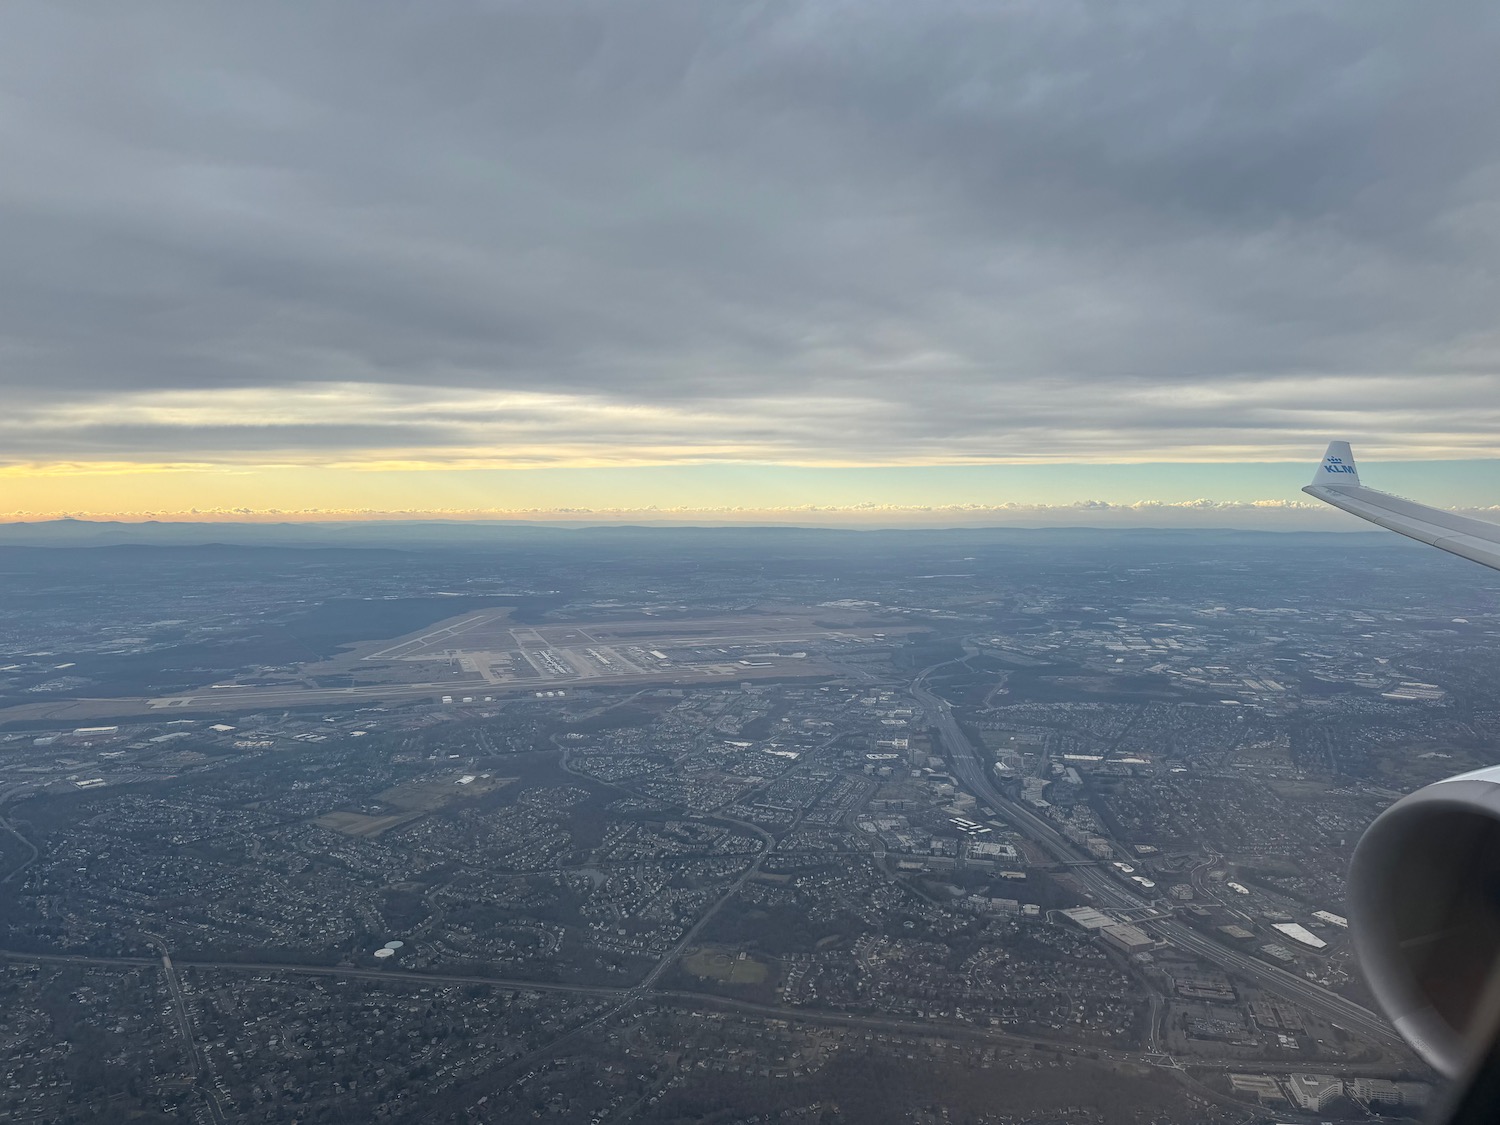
[1349,1077,1402,1106]
[1286,1074,1342,1111]
[1101,923,1153,955]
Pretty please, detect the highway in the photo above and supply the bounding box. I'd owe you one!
[910,667,1407,1052]
[145,934,228,1125]
[0,946,1414,1083]
[0,800,40,885]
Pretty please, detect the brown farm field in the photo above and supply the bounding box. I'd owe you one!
[316,772,514,837]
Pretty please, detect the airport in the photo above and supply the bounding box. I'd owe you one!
[0,607,913,725]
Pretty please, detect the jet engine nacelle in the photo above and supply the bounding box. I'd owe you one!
[1350,765,1500,1078]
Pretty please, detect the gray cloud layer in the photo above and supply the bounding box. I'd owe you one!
[3,2,1499,464]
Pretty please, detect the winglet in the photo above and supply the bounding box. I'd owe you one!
[1311,440,1361,489]
[1303,441,1500,572]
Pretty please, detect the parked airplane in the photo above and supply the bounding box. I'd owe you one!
[1306,442,1500,1123]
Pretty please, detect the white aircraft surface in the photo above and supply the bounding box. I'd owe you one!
[1304,440,1500,570]
[1306,441,1500,1122]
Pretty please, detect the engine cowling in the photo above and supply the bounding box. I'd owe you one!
[1350,765,1500,1078]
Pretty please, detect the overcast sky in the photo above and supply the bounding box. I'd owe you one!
[3,2,1498,521]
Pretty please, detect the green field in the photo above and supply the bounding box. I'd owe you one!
[682,946,769,985]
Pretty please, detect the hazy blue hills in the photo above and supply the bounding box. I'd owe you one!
[0,518,1393,551]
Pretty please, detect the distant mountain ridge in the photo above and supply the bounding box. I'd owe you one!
[0,518,1392,550]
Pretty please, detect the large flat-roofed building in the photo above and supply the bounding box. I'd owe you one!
[1228,1074,1284,1104]
[1349,1077,1402,1106]
[1060,906,1113,931]
[1272,922,1328,949]
[1101,922,1153,954]
[1286,1073,1342,1111]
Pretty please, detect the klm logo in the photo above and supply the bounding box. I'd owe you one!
[1324,459,1356,474]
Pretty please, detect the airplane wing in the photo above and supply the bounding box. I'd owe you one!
[1303,441,1500,572]
[1307,443,1500,1111]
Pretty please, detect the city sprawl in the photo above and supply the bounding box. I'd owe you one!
[2,526,1498,1123]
